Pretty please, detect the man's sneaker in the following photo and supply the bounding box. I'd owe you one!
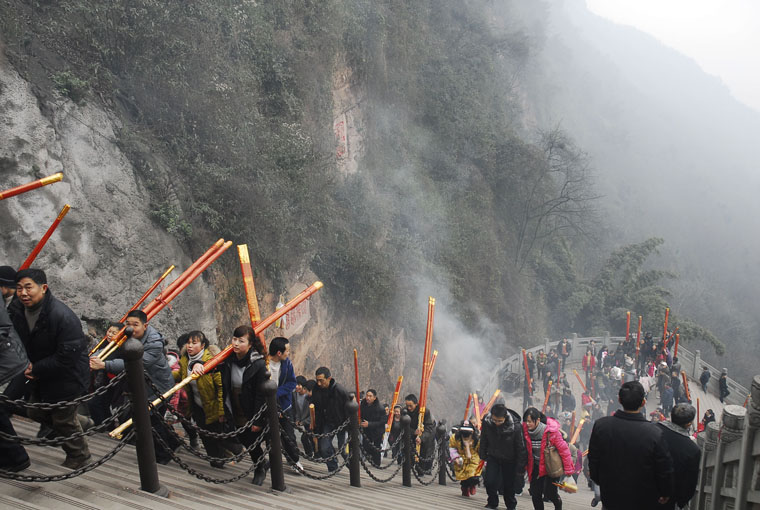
[591,496,600,507]
[292,461,304,474]
[62,455,91,470]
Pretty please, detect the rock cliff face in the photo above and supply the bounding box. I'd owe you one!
[0,54,217,343]
[0,52,411,408]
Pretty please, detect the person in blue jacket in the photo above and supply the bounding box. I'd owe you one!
[268,336,303,471]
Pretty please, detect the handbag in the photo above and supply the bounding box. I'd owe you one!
[544,443,564,478]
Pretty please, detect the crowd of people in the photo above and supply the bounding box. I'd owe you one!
[0,265,436,487]
[0,267,717,508]
[448,386,701,509]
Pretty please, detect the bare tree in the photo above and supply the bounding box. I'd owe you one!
[512,127,599,271]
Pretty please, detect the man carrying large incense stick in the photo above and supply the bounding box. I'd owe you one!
[90,310,179,464]
[9,269,91,469]
[403,393,435,473]
[312,366,350,472]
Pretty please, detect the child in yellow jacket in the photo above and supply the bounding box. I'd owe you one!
[449,421,481,497]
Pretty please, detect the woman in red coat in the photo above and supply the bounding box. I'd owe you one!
[522,407,574,510]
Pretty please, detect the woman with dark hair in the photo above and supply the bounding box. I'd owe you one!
[359,389,385,466]
[522,407,574,510]
[449,420,481,497]
[173,331,225,468]
[219,325,269,485]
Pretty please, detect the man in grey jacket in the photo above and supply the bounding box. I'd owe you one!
[90,310,179,463]
[0,304,30,471]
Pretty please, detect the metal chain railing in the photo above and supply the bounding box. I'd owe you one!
[283,412,352,440]
[152,428,271,484]
[0,430,135,482]
[411,437,443,486]
[0,401,131,446]
[360,452,404,483]
[445,461,458,482]
[144,374,264,440]
[276,423,354,480]
[0,371,127,410]
[357,432,405,483]
[152,404,268,464]
[361,432,404,454]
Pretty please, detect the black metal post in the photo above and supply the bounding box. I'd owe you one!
[346,399,361,487]
[401,414,412,487]
[263,378,286,492]
[122,334,168,497]
[437,419,447,486]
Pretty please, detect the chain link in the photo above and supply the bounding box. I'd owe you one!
[144,374,266,440]
[0,401,131,446]
[0,371,127,410]
[359,434,404,469]
[151,405,268,464]
[291,454,350,481]
[359,450,404,483]
[152,428,271,484]
[279,425,347,465]
[411,437,443,486]
[283,411,351,439]
[0,430,135,482]
[445,461,458,482]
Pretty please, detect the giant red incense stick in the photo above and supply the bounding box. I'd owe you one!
[19,204,70,269]
[386,376,403,433]
[0,172,63,201]
[463,393,472,423]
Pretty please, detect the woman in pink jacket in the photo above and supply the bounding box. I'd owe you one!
[522,407,574,510]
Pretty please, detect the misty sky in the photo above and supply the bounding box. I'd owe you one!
[586,0,760,113]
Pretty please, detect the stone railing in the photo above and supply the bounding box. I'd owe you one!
[482,335,749,407]
[691,375,760,510]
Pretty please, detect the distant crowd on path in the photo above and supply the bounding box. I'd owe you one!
[523,335,727,434]
[0,266,435,487]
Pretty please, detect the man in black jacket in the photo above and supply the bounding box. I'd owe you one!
[588,381,674,510]
[9,269,91,469]
[403,393,435,472]
[657,403,701,510]
[479,404,527,510]
[311,366,350,472]
[360,388,386,466]
[699,367,711,393]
